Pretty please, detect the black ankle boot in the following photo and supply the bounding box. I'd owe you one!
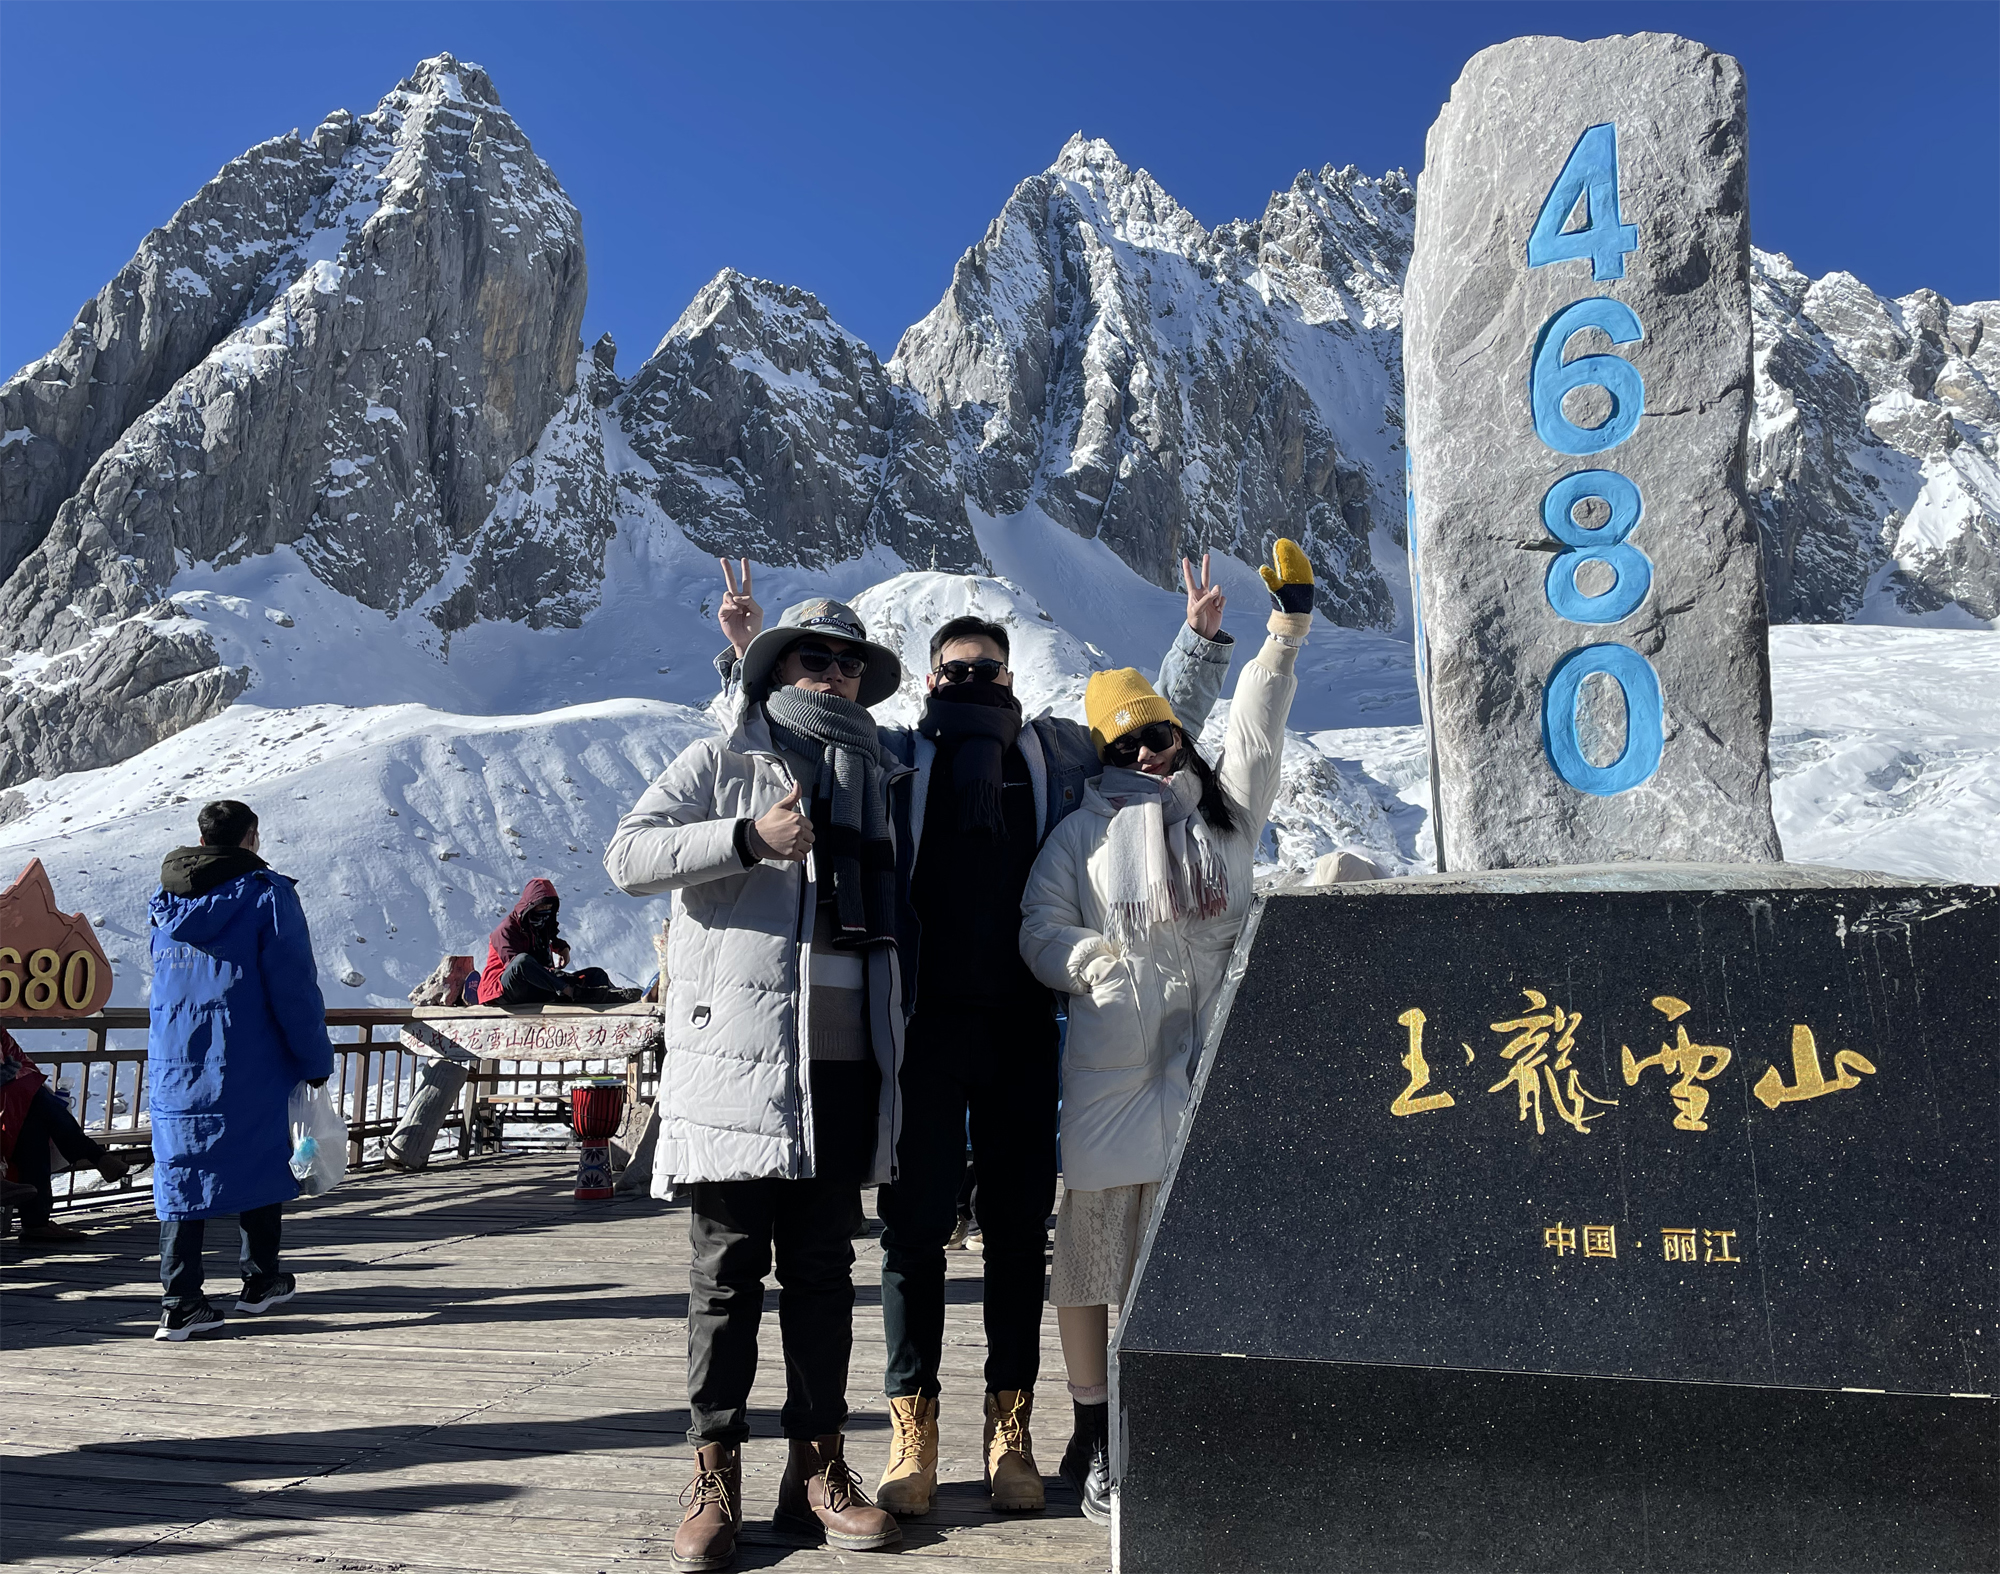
[1058,1401,1111,1524]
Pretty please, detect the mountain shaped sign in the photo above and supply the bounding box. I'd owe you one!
[0,858,114,1016]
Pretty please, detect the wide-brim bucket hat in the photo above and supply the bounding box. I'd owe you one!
[738,597,903,708]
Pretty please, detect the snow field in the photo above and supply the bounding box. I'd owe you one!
[0,529,1987,1023]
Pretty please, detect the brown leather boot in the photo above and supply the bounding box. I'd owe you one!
[671,1443,740,1572]
[983,1388,1045,1512]
[875,1393,939,1517]
[774,1433,903,1551]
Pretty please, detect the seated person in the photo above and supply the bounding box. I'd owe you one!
[2,1030,132,1243]
[476,880,634,1005]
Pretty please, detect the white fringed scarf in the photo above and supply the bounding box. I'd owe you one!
[1094,766,1231,947]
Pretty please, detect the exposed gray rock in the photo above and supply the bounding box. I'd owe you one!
[0,608,249,784]
[618,270,979,570]
[1752,252,2000,622]
[892,136,1411,628]
[0,54,588,783]
[1404,32,1783,870]
[0,114,359,579]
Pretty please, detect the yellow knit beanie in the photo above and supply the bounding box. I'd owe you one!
[1085,669,1181,759]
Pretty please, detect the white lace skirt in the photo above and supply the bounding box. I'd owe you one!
[1048,1181,1161,1308]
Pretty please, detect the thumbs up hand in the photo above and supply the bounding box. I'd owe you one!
[752,782,815,862]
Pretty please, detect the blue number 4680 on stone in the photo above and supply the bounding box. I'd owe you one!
[1527,123,1639,280]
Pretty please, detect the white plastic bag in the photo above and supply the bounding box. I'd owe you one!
[288,1082,349,1197]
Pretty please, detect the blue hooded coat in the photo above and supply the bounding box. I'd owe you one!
[148,853,336,1221]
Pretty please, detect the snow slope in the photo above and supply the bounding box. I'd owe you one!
[0,536,1984,1028]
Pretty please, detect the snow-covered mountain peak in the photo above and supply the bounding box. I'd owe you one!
[657,269,867,368]
[894,142,1411,633]
[614,269,979,574]
[1044,135,1209,257]
[394,52,500,107]
[1245,163,1414,331]
[0,54,588,784]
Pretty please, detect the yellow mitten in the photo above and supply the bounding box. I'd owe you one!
[1258,538,1314,614]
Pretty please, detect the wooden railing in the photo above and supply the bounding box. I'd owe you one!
[9,1007,659,1213]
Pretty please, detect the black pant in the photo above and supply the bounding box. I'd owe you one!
[686,1176,857,1447]
[159,1202,284,1307]
[498,953,567,1002]
[878,1004,1059,1398]
[10,1088,106,1227]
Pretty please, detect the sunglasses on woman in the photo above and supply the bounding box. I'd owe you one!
[933,657,1007,685]
[1104,721,1181,764]
[792,644,870,679]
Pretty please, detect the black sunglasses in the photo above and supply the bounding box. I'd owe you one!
[934,657,1007,685]
[793,643,869,679]
[1105,721,1181,763]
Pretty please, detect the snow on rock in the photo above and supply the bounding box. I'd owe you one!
[0,53,589,785]
[1752,249,1999,627]
[893,137,1413,632]
[617,271,981,573]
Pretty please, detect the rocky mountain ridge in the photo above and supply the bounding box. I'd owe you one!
[891,134,1413,629]
[1,53,1992,789]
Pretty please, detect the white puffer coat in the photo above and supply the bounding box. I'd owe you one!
[1020,634,1298,1193]
[605,706,911,1195]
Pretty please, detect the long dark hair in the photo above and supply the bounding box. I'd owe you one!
[1176,734,1237,834]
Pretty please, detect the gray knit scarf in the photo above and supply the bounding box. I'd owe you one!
[1094,766,1231,948]
[763,685,896,946]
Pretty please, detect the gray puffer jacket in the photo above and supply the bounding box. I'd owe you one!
[604,705,912,1196]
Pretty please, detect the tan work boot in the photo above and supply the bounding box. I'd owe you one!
[774,1433,903,1551]
[983,1388,1045,1512]
[875,1393,939,1516]
[671,1442,740,1572]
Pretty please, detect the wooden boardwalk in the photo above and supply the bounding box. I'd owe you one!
[3,1155,1111,1573]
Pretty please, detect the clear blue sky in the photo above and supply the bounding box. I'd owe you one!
[2,1,1994,380]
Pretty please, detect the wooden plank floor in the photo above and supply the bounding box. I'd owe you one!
[3,1155,1111,1573]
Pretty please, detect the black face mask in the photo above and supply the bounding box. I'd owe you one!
[527,909,558,933]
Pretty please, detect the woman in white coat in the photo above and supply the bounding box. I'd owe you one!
[1018,541,1315,1523]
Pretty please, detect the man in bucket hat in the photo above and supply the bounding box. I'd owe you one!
[606,575,909,1570]
[701,556,1234,1522]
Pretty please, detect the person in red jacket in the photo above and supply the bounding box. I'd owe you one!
[476,880,623,1004]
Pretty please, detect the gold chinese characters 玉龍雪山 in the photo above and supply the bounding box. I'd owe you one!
[1389,992,1881,1136]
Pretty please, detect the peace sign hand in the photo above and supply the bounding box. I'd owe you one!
[719,558,763,658]
[1182,553,1226,639]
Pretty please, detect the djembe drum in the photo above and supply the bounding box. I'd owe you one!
[570,1078,628,1200]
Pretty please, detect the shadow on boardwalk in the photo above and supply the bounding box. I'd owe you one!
[2,1153,1108,1573]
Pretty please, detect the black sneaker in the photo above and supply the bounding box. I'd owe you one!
[236,1274,297,1314]
[155,1300,227,1341]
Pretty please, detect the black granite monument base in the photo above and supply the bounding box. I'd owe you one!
[1113,867,1997,1574]
[1119,1354,1994,1572]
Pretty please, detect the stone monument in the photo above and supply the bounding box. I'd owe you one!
[1114,871,1997,1573]
[1108,34,1996,1574]
[1403,33,1782,870]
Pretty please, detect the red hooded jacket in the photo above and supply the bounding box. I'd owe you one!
[0,1029,47,1167]
[478,879,562,1004]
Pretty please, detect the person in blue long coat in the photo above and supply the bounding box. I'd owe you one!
[148,800,335,1341]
